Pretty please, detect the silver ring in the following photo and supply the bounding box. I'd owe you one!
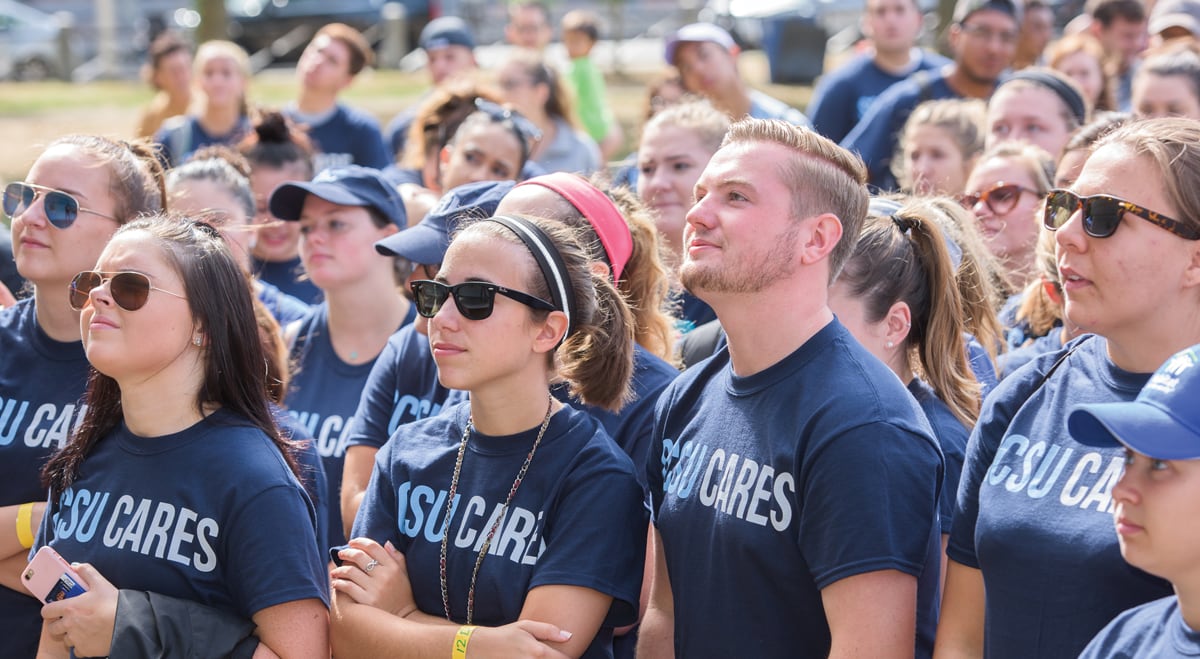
[364,559,379,573]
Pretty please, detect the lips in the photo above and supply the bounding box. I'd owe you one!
[1115,516,1144,536]
[1059,264,1092,291]
[88,314,119,330]
[431,341,465,360]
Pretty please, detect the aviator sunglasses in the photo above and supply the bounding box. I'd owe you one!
[69,271,186,312]
[958,182,1039,216]
[3,182,118,229]
[1043,189,1200,240]
[410,279,556,321]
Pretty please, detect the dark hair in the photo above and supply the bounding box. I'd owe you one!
[1064,111,1131,152]
[504,49,580,127]
[316,23,374,75]
[561,9,601,42]
[402,78,504,168]
[166,154,255,221]
[1088,0,1146,25]
[238,110,315,175]
[145,31,191,89]
[49,135,166,222]
[838,202,981,426]
[462,215,635,410]
[451,108,534,172]
[723,119,870,282]
[43,215,300,496]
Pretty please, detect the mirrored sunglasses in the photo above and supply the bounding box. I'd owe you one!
[4,182,118,229]
[410,279,555,321]
[69,271,186,312]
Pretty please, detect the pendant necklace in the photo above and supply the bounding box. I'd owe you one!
[439,394,554,624]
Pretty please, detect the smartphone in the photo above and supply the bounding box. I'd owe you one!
[22,546,88,603]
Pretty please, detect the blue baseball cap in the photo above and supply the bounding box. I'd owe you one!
[664,23,737,65]
[1069,344,1200,459]
[420,16,476,51]
[269,165,407,229]
[374,179,514,264]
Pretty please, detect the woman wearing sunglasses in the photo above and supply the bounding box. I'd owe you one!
[35,216,328,658]
[269,165,414,549]
[935,117,1200,658]
[960,141,1055,298]
[0,135,164,658]
[331,213,644,659]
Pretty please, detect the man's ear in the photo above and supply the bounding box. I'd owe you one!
[799,213,844,266]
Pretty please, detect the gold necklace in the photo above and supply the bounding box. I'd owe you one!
[439,394,554,624]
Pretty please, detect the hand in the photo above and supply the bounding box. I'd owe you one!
[467,620,574,659]
[331,538,416,617]
[40,563,118,658]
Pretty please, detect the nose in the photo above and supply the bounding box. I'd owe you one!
[1053,204,1088,253]
[1110,461,1141,506]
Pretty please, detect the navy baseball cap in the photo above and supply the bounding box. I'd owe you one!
[420,16,476,51]
[269,165,407,228]
[664,23,737,65]
[374,179,514,263]
[1069,344,1200,460]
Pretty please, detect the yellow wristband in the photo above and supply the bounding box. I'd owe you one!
[452,625,476,659]
[16,503,34,550]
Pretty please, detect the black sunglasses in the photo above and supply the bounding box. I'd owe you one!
[410,279,555,321]
[4,182,118,229]
[69,271,186,312]
[958,182,1039,216]
[1043,189,1200,240]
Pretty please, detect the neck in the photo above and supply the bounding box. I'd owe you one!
[469,384,557,436]
[1105,309,1200,373]
[710,84,751,120]
[325,280,409,363]
[296,89,337,115]
[874,46,915,73]
[117,362,208,438]
[709,278,834,376]
[944,63,996,99]
[1175,582,1200,631]
[33,287,83,342]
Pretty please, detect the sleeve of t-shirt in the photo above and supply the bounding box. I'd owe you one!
[528,454,647,628]
[223,484,330,615]
[645,382,678,522]
[800,422,941,588]
[347,440,409,554]
[808,72,856,144]
[347,338,402,450]
[841,85,915,189]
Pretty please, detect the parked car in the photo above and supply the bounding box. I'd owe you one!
[0,0,67,80]
[226,0,438,62]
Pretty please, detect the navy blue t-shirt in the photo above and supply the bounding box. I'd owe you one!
[154,115,252,169]
[253,256,323,306]
[276,406,330,558]
[841,71,968,190]
[673,291,716,335]
[0,298,90,657]
[948,335,1172,658]
[38,410,329,620]
[257,278,311,326]
[648,319,944,657]
[809,50,950,143]
[352,402,646,657]
[287,104,391,173]
[1080,596,1200,659]
[908,378,969,534]
[348,325,450,453]
[997,330,1065,380]
[287,303,415,546]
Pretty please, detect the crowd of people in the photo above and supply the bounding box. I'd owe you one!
[3,0,1200,656]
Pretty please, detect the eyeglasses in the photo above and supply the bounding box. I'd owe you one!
[410,279,555,321]
[959,23,1019,44]
[1043,189,1200,240]
[474,98,542,144]
[3,182,118,229]
[958,183,1039,216]
[69,271,187,312]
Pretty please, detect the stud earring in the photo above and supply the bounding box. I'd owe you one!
[886,341,894,349]
[193,336,203,347]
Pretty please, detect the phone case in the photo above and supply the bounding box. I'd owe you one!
[22,546,88,603]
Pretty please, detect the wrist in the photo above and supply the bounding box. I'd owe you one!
[452,625,476,659]
[16,503,35,550]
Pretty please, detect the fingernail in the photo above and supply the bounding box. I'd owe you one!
[558,630,573,641]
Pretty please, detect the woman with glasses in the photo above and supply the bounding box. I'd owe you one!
[35,216,328,658]
[269,166,414,549]
[497,50,601,176]
[0,135,164,658]
[935,117,1200,659]
[330,213,644,659]
[960,141,1055,298]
